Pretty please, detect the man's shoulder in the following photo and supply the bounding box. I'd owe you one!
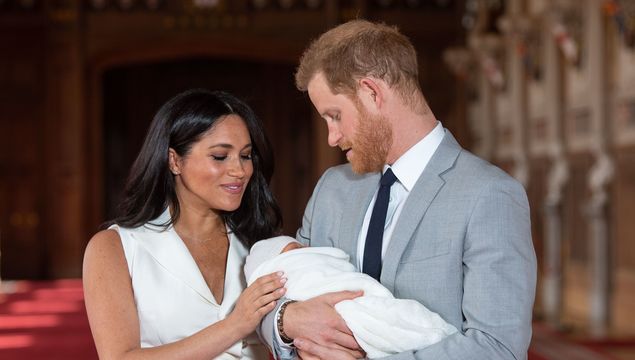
[440,148,524,198]
[310,163,378,203]
[431,131,515,186]
[451,149,526,193]
[320,163,376,183]
[455,150,503,177]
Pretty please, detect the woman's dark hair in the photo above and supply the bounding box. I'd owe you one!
[110,89,282,247]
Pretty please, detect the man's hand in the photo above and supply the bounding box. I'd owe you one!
[284,291,364,358]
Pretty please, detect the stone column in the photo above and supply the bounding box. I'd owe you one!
[467,33,500,161]
[542,8,570,327]
[499,0,530,187]
[584,0,614,337]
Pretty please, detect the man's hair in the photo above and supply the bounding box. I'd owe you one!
[295,19,421,104]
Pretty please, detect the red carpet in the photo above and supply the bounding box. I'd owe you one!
[1,280,634,359]
[0,280,97,359]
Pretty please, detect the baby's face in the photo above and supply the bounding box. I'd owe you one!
[280,242,304,254]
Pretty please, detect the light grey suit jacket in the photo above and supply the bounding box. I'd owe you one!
[263,131,536,360]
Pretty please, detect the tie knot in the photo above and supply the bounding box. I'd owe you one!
[380,168,397,187]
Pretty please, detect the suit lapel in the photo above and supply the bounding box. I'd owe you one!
[219,231,248,316]
[381,131,462,293]
[338,172,380,270]
[136,210,216,305]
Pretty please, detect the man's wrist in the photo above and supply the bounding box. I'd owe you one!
[276,300,297,344]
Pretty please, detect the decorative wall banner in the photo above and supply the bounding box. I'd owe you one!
[481,53,505,90]
[552,22,579,64]
[604,0,635,48]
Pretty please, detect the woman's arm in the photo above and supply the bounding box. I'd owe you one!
[83,229,285,360]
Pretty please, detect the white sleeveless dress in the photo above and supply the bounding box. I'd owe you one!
[110,209,268,359]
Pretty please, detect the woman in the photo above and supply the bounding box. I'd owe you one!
[83,89,286,359]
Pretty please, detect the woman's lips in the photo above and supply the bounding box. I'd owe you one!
[221,183,244,194]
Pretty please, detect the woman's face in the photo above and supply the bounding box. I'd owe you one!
[170,114,254,214]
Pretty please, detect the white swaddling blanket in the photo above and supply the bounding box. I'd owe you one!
[246,244,458,358]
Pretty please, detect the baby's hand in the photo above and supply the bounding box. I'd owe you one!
[281,242,304,253]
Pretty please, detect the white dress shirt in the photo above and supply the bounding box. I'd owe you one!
[356,121,445,270]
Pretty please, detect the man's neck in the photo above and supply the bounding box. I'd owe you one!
[386,112,437,165]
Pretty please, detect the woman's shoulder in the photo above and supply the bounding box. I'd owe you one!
[85,229,124,260]
[83,229,130,281]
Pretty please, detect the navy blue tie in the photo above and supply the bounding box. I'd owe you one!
[363,168,397,281]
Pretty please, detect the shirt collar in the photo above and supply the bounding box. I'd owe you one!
[384,121,445,192]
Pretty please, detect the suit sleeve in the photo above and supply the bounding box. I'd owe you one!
[380,176,536,360]
[241,331,274,360]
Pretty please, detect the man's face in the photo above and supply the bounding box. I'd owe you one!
[307,73,392,173]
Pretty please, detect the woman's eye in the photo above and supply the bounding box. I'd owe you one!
[241,154,252,160]
[211,155,228,161]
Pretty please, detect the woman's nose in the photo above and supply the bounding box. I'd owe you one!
[228,158,246,178]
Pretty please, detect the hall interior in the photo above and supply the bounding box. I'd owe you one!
[1,0,635,358]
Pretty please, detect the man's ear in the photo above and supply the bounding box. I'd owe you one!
[168,148,181,175]
[357,77,383,112]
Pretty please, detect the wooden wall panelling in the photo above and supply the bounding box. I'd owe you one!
[259,63,314,235]
[43,3,86,278]
[0,18,48,279]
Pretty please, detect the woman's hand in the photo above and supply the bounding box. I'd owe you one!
[228,272,287,336]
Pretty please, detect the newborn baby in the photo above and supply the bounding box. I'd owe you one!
[244,236,457,358]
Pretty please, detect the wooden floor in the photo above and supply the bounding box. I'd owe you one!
[1,279,634,360]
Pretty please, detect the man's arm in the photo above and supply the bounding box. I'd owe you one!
[258,298,296,360]
[296,176,536,360]
[258,168,365,359]
[258,293,364,359]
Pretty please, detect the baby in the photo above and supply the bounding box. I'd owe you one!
[244,236,457,359]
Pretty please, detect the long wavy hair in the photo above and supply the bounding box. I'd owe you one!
[109,89,282,247]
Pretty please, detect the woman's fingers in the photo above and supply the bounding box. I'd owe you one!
[257,287,286,306]
[245,271,286,311]
[249,272,285,294]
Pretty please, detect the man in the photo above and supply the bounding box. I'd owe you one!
[261,19,536,360]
